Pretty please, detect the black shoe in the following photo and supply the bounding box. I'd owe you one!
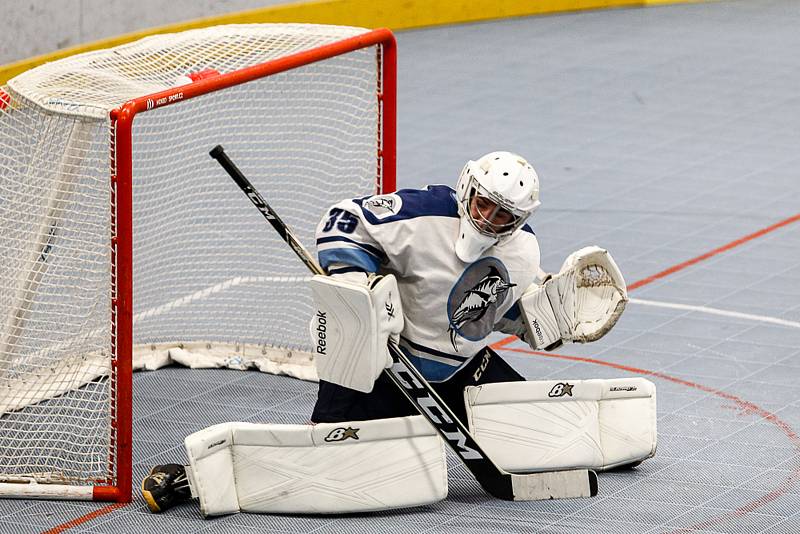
[141,464,191,513]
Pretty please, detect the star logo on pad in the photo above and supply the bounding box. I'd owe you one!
[548,382,574,398]
[324,426,360,442]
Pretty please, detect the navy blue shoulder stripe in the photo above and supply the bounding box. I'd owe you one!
[355,185,460,225]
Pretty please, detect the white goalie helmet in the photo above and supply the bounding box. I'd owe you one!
[454,151,541,263]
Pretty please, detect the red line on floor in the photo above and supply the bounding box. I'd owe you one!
[627,212,800,291]
[42,502,128,533]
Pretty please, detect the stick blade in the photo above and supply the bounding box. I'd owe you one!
[511,469,598,501]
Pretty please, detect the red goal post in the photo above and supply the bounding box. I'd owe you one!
[0,24,396,503]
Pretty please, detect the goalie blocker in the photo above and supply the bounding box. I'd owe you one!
[309,271,403,393]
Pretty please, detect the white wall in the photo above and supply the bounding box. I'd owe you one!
[1,0,289,64]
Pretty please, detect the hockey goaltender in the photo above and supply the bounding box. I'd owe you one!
[142,151,656,516]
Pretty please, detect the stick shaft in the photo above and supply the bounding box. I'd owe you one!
[209,145,323,276]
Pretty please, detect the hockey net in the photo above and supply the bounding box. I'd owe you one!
[0,24,395,501]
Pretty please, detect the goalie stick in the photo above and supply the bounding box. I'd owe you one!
[210,144,598,501]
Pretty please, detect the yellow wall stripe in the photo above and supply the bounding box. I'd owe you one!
[0,0,712,85]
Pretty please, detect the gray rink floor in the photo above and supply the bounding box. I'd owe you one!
[3,0,800,532]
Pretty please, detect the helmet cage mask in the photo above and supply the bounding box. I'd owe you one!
[459,174,532,239]
[454,151,541,263]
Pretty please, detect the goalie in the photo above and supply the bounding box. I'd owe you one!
[142,151,656,515]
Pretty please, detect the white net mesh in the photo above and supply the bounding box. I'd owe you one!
[8,24,374,119]
[0,23,386,490]
[0,106,111,485]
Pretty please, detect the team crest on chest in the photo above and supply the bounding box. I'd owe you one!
[447,258,515,351]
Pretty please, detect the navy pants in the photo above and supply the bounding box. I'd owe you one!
[310,347,524,425]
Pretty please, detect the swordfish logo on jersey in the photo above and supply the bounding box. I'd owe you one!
[447,258,515,351]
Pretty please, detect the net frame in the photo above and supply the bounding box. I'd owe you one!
[0,25,396,503]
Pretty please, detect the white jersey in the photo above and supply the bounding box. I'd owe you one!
[315,185,541,381]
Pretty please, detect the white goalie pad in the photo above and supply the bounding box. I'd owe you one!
[309,273,404,393]
[184,415,447,516]
[464,378,656,472]
[519,246,628,349]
